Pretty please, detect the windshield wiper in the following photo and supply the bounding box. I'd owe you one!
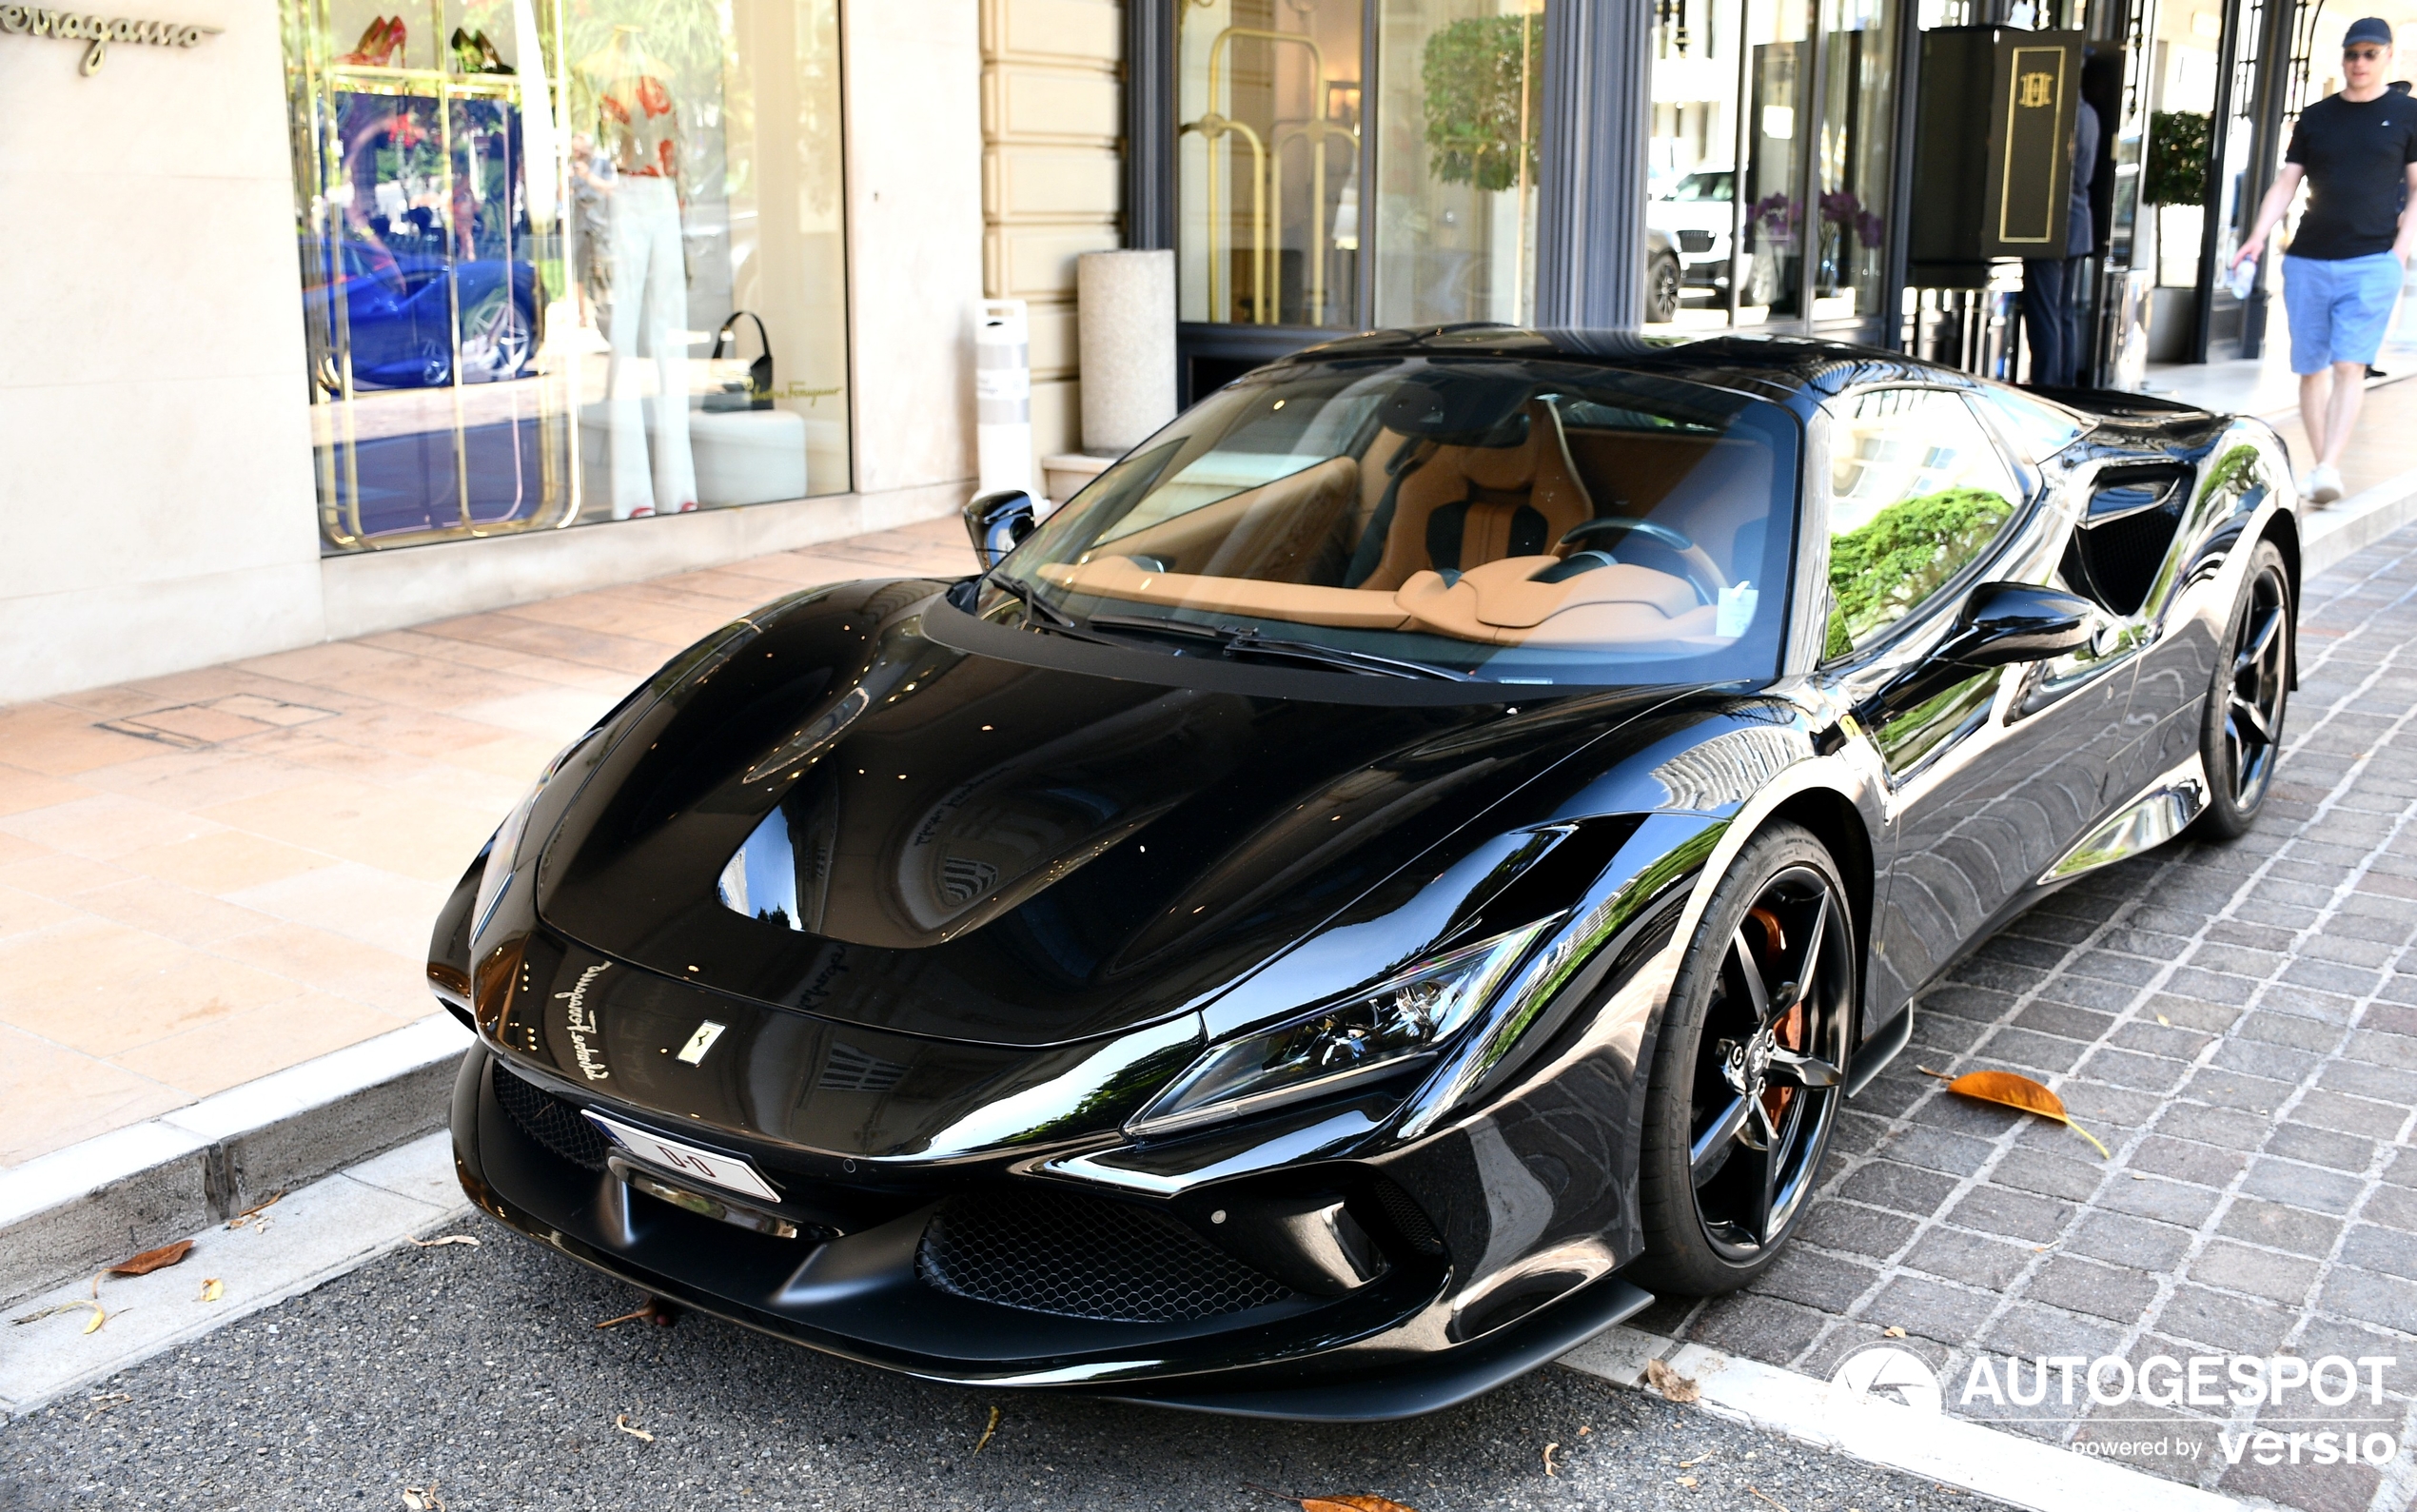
[992,578,1119,645]
[1086,614,1473,681]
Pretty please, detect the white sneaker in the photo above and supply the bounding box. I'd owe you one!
[2305,464,2345,505]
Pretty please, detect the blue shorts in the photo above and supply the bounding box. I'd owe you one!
[2283,251,2404,373]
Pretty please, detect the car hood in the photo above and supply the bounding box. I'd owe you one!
[532,580,1664,1049]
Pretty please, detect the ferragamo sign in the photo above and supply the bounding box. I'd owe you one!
[0,6,221,74]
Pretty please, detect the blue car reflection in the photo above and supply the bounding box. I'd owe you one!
[304,238,540,391]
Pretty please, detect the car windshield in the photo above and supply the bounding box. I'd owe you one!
[1661,170,1734,202]
[985,356,1800,686]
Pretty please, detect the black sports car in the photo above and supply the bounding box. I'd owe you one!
[432,326,2298,1419]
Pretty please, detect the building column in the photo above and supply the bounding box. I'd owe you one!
[1535,0,1654,329]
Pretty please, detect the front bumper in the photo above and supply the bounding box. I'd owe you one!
[450,1045,1651,1417]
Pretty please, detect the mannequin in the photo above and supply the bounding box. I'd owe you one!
[582,25,696,518]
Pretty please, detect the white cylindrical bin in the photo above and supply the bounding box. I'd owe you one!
[1078,250,1178,455]
[974,299,1034,495]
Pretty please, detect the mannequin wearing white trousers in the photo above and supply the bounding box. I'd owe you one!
[605,175,696,519]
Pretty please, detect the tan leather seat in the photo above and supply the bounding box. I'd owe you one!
[1352,400,1596,591]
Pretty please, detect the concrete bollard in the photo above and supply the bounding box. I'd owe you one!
[1077,250,1178,456]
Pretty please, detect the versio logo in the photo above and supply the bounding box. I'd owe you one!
[1831,1345,1945,1414]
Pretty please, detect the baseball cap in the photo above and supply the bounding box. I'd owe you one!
[2345,17,2393,48]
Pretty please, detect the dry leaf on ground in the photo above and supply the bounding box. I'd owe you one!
[83,1392,132,1422]
[614,1413,654,1443]
[1543,1442,1560,1476]
[1646,1357,1700,1404]
[973,1404,1001,1455]
[405,1235,480,1249]
[1302,1498,1423,1512]
[226,1191,285,1230]
[11,1300,108,1332]
[1881,1325,1906,1338]
[1677,1476,1700,1489]
[401,1483,445,1511]
[1918,1068,2110,1157]
[107,1240,193,1278]
[199,1279,224,1303]
[1748,1487,1791,1511]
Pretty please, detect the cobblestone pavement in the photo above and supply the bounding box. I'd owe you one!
[1627,523,2417,1511]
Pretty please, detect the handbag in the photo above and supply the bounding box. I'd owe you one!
[703,311,774,411]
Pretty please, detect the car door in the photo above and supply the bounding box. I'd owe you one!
[1811,384,2133,1021]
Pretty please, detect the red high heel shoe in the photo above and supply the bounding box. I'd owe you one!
[337,15,388,65]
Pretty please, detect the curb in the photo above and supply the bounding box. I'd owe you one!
[1560,1325,2243,1512]
[0,1016,471,1307]
[2303,464,2417,578]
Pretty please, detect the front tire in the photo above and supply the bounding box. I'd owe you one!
[2196,539,2292,839]
[1631,823,1855,1295]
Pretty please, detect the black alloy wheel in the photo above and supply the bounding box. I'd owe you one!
[1633,823,1855,1293]
[2198,539,2292,838]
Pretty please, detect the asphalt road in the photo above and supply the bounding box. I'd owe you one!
[0,1219,1985,1512]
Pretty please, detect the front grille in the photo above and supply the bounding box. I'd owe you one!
[1678,228,1715,252]
[492,1061,613,1171]
[916,1188,1294,1323]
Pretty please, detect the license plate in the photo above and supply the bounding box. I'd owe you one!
[583,1110,781,1203]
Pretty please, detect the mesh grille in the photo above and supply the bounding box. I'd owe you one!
[916,1188,1294,1323]
[492,1060,613,1171]
[1371,1179,1445,1256]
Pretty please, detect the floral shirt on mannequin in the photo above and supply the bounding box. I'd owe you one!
[598,69,679,184]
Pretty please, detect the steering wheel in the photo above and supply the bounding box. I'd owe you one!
[1551,518,1729,605]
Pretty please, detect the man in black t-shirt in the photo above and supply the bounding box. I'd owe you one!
[2234,17,2417,504]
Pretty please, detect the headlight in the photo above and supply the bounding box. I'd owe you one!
[469,737,584,941]
[1127,920,1553,1137]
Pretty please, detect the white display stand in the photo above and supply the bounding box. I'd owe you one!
[579,403,808,510]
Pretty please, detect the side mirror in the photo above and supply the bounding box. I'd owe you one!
[1944,581,2096,666]
[964,489,1037,570]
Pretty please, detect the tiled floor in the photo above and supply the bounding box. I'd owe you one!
[0,517,975,1168]
[1638,520,2417,1512]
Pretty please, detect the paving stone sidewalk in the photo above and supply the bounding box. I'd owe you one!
[0,518,974,1168]
[1630,524,2417,1512]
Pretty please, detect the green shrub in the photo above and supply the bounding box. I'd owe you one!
[2145,110,2210,206]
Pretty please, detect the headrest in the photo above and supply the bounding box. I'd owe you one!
[1380,372,1533,443]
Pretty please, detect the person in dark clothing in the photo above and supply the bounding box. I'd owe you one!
[2235,17,2417,503]
[2023,99,2100,388]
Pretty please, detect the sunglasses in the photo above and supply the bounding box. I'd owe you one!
[2347,45,2388,60]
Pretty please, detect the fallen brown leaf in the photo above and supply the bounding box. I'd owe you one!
[973,1404,1001,1455]
[83,1392,132,1423]
[401,1483,445,1511]
[199,1278,224,1303]
[1543,1442,1559,1477]
[1676,1476,1700,1489]
[1748,1488,1791,1512]
[82,1304,106,1334]
[226,1191,285,1231]
[1880,1325,1906,1338]
[595,1297,673,1329]
[615,1413,654,1443]
[107,1240,193,1278]
[405,1235,480,1249]
[1302,1498,1422,1512]
[1646,1357,1700,1404]
[1918,1068,2110,1157]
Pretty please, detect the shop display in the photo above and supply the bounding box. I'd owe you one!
[284,0,851,550]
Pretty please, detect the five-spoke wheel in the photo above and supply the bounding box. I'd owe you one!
[1634,822,1855,1292]
[2199,539,2292,839]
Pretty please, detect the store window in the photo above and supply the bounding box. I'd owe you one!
[1175,0,1547,334]
[1646,0,1897,335]
[1178,0,1366,327]
[284,0,849,551]
[1372,0,1546,326]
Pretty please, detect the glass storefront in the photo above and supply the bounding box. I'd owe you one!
[282,0,849,551]
[1176,0,1546,337]
[1646,0,1900,336]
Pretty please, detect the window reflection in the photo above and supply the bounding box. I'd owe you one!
[1822,388,2020,656]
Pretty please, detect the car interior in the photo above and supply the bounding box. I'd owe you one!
[1038,385,1778,651]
